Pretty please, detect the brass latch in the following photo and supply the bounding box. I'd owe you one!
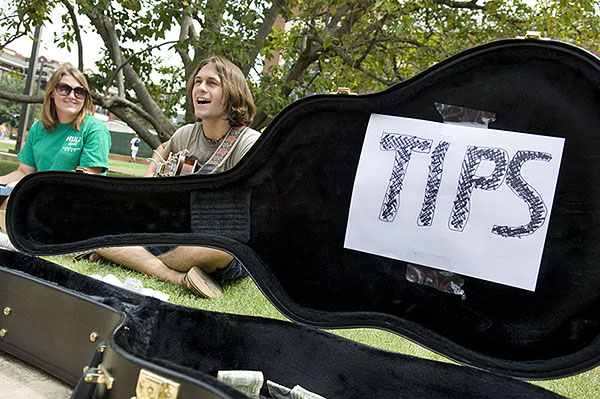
[84,365,114,390]
[516,31,549,40]
[331,87,357,95]
[134,368,180,399]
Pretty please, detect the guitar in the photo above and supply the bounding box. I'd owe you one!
[149,149,199,177]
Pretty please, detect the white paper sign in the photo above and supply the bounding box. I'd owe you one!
[344,114,565,291]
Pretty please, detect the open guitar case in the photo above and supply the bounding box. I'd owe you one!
[1,36,599,398]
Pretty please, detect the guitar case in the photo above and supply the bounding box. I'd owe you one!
[3,37,600,398]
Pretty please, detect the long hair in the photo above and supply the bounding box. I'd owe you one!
[186,56,256,127]
[42,63,93,132]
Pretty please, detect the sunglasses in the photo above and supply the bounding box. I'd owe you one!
[55,82,89,100]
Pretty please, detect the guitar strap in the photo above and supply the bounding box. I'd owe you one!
[197,125,247,174]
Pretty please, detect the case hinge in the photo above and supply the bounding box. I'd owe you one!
[134,368,180,399]
[83,364,114,390]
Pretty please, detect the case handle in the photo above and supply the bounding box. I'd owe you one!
[70,343,109,399]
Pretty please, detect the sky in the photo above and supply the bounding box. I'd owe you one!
[9,16,105,71]
[11,27,99,70]
[7,7,179,74]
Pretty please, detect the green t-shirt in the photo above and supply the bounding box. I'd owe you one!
[18,115,111,174]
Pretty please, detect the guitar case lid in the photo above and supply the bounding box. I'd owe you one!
[7,37,600,381]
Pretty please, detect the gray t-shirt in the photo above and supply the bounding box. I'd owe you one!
[163,122,260,173]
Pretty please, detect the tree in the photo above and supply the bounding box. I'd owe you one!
[1,0,599,149]
[0,73,26,128]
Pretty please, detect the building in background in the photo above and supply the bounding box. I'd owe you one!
[0,47,150,156]
[0,47,61,92]
[0,47,108,119]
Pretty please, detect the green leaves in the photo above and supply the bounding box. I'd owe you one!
[0,74,27,128]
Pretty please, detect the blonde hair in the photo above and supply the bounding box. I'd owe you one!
[42,63,93,131]
[186,56,256,126]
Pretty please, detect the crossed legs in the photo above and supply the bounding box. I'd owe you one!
[94,246,234,288]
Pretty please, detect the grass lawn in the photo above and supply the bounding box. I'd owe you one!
[0,152,598,397]
[106,158,148,176]
[0,141,16,153]
[0,148,147,177]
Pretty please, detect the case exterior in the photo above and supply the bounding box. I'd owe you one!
[0,260,122,385]
[0,250,562,399]
[4,37,600,386]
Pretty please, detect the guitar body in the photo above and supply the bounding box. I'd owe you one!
[7,38,600,380]
[155,150,199,176]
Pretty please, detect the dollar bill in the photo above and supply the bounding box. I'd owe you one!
[217,370,264,398]
[266,380,327,399]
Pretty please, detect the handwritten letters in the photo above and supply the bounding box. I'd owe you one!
[345,114,564,291]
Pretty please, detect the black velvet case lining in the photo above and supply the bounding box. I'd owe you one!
[0,250,562,398]
[6,39,600,380]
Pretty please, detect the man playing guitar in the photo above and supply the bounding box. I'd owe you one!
[89,56,260,298]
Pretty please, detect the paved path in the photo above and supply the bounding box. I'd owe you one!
[0,351,72,398]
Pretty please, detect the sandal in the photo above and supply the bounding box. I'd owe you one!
[73,250,99,261]
[184,267,223,298]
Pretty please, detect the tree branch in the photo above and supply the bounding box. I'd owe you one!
[100,106,161,148]
[0,7,40,50]
[59,0,84,71]
[177,14,198,124]
[177,14,195,71]
[0,31,28,51]
[0,90,43,104]
[85,8,175,140]
[88,7,126,96]
[324,42,395,86]
[241,0,285,76]
[101,94,160,128]
[103,39,179,96]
